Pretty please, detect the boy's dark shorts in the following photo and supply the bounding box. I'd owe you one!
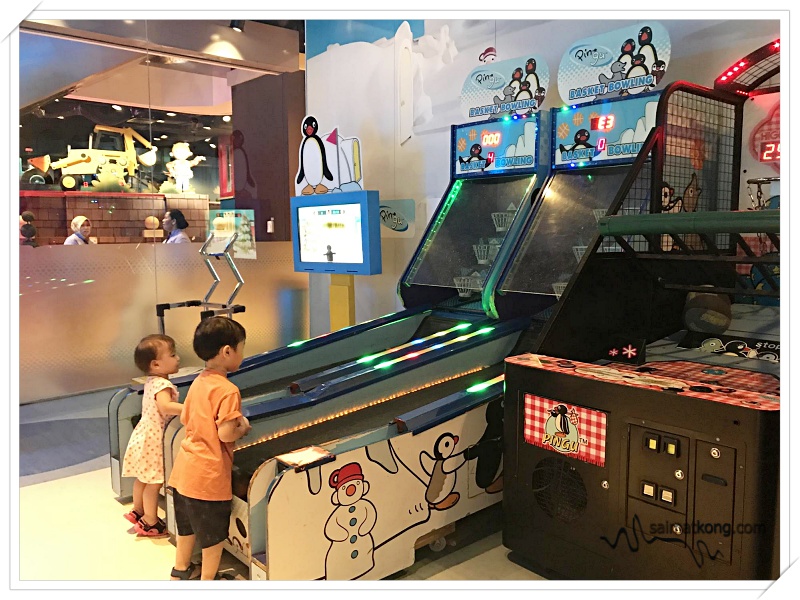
[172,488,231,549]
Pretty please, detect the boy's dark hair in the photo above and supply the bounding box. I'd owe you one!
[134,334,176,373]
[166,208,189,230]
[21,211,36,224]
[193,317,246,361]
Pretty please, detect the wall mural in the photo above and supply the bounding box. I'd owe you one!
[295,115,364,197]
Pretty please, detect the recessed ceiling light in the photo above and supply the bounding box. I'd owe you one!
[54,98,60,102]
[160,135,168,139]
[57,116,64,119]
[203,126,211,130]
[209,143,216,148]
[156,119,165,123]
[112,104,123,111]
[166,112,176,117]
[205,138,211,142]
[222,116,231,122]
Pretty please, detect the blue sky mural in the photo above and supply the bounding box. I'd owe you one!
[306,20,425,60]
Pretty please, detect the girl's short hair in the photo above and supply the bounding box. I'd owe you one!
[166,209,189,230]
[134,334,176,373]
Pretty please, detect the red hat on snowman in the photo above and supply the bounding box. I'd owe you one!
[329,462,364,489]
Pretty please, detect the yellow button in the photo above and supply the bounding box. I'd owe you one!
[661,489,674,503]
[643,483,655,497]
[648,439,658,450]
[667,443,676,455]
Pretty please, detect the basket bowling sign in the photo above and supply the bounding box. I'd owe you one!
[451,115,539,179]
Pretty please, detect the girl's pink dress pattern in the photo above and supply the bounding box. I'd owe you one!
[122,376,178,483]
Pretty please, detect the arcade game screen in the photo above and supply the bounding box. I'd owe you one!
[298,203,364,264]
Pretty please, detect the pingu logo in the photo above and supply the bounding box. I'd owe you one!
[473,70,507,90]
[570,45,613,67]
[541,404,581,454]
[379,206,409,232]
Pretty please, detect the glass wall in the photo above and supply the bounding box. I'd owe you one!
[18,20,309,403]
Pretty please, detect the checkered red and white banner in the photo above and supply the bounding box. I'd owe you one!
[523,394,607,467]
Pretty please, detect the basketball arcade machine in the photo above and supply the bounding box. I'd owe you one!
[158,115,548,579]
[502,69,780,580]
[487,90,663,346]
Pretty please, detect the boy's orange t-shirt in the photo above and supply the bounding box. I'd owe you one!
[168,369,243,501]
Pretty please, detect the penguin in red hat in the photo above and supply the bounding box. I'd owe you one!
[323,462,377,580]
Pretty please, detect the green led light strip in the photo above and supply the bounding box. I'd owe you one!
[404,179,464,283]
[356,322,471,364]
[466,374,505,393]
[373,325,494,370]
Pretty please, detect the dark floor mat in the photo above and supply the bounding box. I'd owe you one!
[19,417,109,476]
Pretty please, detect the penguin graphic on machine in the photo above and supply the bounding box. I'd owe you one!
[508,67,524,96]
[459,143,492,169]
[651,60,667,86]
[621,54,650,95]
[420,432,468,511]
[523,58,540,92]
[323,462,377,581]
[550,405,571,438]
[297,115,334,195]
[534,87,546,110]
[463,397,504,494]
[618,38,636,73]
[637,26,659,69]
[559,129,595,158]
[513,81,534,115]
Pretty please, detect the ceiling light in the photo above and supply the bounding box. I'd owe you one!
[205,138,211,142]
[209,143,217,148]
[112,104,122,111]
[166,112,176,117]
[57,116,64,119]
[230,20,245,33]
[156,119,165,123]
[222,115,231,122]
[203,126,211,130]
[160,135,168,139]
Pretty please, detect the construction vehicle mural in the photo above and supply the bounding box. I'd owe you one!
[21,125,158,191]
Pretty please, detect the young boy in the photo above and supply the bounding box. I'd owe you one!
[168,317,251,580]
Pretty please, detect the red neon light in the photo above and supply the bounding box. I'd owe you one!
[773,40,780,48]
[720,76,728,81]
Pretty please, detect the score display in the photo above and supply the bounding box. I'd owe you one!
[759,141,780,162]
[590,115,616,131]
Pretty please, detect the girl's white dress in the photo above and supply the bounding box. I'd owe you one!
[122,376,178,483]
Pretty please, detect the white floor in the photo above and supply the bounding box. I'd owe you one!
[17,462,544,583]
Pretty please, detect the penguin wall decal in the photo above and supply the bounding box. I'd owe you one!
[297,115,334,195]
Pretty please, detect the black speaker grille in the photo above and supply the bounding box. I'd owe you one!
[531,456,588,523]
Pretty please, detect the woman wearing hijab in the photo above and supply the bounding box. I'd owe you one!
[64,216,96,245]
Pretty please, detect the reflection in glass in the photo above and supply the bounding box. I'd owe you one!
[406,175,534,292]
[501,165,629,295]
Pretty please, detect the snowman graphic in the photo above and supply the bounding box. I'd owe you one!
[323,462,378,580]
